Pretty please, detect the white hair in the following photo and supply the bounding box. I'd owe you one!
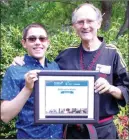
[72,3,103,24]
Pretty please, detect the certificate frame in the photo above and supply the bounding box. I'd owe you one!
[34,70,99,124]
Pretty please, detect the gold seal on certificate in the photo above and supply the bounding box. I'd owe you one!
[34,70,99,124]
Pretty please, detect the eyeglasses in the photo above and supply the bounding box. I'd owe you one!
[25,36,48,43]
[75,19,96,26]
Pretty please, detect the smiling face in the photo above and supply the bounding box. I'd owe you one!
[72,5,102,42]
[21,27,49,62]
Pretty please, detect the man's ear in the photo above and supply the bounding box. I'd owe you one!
[47,39,50,47]
[71,24,77,35]
[97,21,102,30]
[72,24,79,36]
[48,39,50,44]
[21,39,26,49]
[72,23,76,30]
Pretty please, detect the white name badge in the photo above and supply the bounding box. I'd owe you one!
[96,64,111,74]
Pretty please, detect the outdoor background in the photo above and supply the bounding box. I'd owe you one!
[0,0,129,139]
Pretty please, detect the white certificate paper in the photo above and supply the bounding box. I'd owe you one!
[39,76,94,119]
[46,80,88,111]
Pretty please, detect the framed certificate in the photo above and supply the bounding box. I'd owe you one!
[34,70,99,124]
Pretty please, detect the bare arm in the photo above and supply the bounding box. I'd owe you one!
[1,87,32,123]
[1,70,40,123]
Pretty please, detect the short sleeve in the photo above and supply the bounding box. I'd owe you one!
[1,67,21,101]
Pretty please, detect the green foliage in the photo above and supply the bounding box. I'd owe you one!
[0,0,129,139]
[0,120,16,138]
[47,30,80,61]
[114,105,129,139]
[0,24,25,80]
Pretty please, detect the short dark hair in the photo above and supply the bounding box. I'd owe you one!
[22,23,47,40]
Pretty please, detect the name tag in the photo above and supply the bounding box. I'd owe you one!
[96,64,111,74]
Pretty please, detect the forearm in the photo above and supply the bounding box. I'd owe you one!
[108,85,123,100]
[1,87,32,123]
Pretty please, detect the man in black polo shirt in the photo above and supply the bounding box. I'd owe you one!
[55,3,129,139]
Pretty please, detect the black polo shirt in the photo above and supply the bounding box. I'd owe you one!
[55,38,129,119]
